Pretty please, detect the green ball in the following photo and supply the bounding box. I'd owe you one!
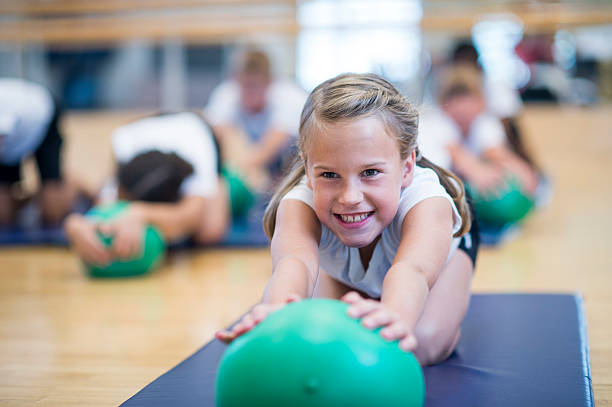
[467,177,534,226]
[221,166,255,219]
[216,299,425,407]
[83,201,166,278]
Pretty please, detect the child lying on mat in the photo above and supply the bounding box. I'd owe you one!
[217,73,480,365]
[64,112,234,266]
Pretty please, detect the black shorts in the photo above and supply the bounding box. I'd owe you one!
[0,104,63,185]
[458,195,480,267]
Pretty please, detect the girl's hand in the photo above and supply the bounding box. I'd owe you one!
[216,294,301,343]
[65,214,112,266]
[97,205,146,260]
[342,291,417,352]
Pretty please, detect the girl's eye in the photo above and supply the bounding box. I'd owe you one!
[321,172,338,179]
[362,169,380,177]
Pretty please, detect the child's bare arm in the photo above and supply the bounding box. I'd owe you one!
[217,198,320,342]
[265,198,321,303]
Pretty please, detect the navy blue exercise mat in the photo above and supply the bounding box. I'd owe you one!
[121,294,593,407]
[0,198,269,248]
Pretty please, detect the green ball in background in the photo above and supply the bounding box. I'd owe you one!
[216,299,425,407]
[221,166,255,219]
[467,177,534,227]
[83,201,166,278]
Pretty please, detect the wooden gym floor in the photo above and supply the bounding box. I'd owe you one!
[0,105,610,405]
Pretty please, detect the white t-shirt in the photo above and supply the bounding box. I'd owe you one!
[105,112,218,200]
[204,79,307,139]
[0,78,54,165]
[282,166,462,299]
[418,109,507,170]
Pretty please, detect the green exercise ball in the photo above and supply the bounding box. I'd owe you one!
[216,299,425,407]
[467,177,534,227]
[221,166,255,219]
[83,201,166,278]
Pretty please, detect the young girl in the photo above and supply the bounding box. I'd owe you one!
[217,73,479,366]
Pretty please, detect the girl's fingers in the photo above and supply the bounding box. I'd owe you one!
[251,305,270,323]
[347,298,380,319]
[97,222,113,236]
[399,334,418,351]
[361,308,398,330]
[113,232,140,259]
[234,314,254,334]
[81,238,111,265]
[341,291,363,304]
[286,294,302,303]
[216,330,235,343]
[380,320,408,341]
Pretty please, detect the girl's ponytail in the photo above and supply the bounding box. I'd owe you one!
[263,158,306,239]
[416,150,471,237]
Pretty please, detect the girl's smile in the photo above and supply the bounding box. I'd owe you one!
[335,211,375,228]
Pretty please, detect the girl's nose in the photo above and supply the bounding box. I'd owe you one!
[338,181,363,206]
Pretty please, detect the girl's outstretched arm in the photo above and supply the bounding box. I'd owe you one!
[216,198,321,342]
[264,199,321,303]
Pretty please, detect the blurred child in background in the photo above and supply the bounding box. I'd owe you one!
[64,112,229,266]
[420,64,540,201]
[449,42,540,171]
[0,78,77,227]
[204,48,307,189]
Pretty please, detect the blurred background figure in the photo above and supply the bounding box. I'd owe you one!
[0,77,77,227]
[448,42,538,168]
[424,40,539,172]
[419,64,542,229]
[65,112,230,266]
[204,48,308,190]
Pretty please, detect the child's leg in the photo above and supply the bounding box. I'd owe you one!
[412,249,473,366]
[312,270,353,299]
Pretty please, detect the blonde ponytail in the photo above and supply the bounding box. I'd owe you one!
[263,158,305,239]
[416,153,471,237]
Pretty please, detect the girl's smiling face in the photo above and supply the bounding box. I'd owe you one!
[305,115,415,249]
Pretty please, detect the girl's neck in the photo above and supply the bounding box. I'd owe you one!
[358,235,381,271]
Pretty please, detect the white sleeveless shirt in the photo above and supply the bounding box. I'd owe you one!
[282,165,462,299]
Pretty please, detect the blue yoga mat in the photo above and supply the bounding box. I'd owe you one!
[121,293,593,407]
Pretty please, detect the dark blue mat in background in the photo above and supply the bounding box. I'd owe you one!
[121,293,592,407]
[0,197,270,248]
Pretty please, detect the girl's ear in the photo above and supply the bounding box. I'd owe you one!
[401,150,416,188]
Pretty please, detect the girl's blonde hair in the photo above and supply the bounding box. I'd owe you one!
[263,72,471,239]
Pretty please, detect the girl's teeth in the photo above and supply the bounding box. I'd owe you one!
[341,213,368,223]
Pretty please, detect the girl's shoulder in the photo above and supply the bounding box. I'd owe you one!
[393,166,461,235]
[281,176,314,209]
